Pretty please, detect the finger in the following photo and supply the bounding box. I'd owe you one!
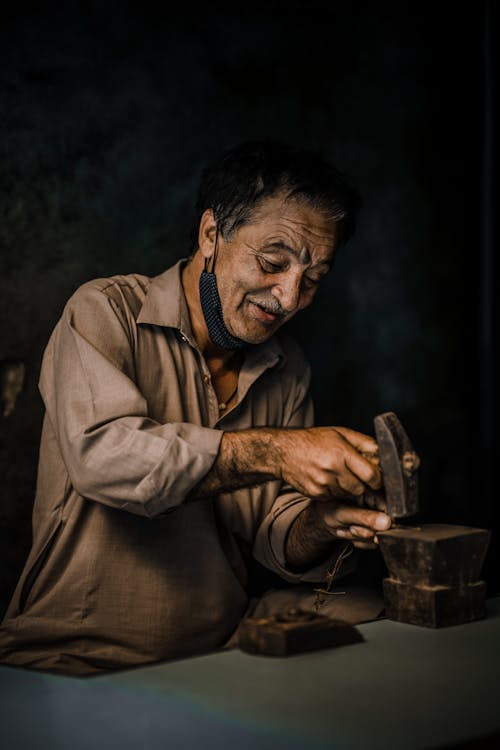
[343,449,383,491]
[362,490,387,512]
[333,528,378,550]
[313,483,357,502]
[351,494,367,508]
[336,470,366,497]
[374,495,387,512]
[361,491,377,509]
[334,505,391,532]
[353,541,378,550]
[349,525,375,540]
[335,427,379,456]
[335,527,378,549]
[335,527,354,539]
[318,503,391,533]
[361,453,380,466]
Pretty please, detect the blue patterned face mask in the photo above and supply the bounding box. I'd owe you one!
[199,233,246,351]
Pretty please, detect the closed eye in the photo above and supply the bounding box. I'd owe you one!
[258,256,322,289]
[258,257,286,274]
[303,276,320,289]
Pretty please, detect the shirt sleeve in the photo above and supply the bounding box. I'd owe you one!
[251,344,357,583]
[39,284,222,518]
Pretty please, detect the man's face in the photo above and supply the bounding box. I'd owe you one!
[212,194,337,344]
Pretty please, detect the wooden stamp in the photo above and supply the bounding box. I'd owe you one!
[238,608,363,656]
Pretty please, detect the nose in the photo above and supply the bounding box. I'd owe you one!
[273,273,302,313]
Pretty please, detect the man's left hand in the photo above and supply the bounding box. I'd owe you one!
[312,499,392,549]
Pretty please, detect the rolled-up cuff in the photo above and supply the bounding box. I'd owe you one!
[127,423,224,517]
[254,495,357,583]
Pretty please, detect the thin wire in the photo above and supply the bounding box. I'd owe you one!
[313,542,354,611]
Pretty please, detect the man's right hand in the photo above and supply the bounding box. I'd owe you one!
[278,425,383,501]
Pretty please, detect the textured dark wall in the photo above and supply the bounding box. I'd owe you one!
[0,2,496,614]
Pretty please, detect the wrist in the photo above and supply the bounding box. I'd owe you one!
[285,503,338,570]
[303,502,336,544]
[220,429,283,480]
[270,427,306,483]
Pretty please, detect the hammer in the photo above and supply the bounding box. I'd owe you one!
[373,411,420,520]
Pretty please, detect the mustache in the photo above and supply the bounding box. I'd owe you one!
[248,296,287,318]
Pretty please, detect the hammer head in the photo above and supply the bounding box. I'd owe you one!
[374,411,420,520]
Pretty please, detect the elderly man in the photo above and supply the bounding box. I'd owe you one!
[0,140,391,675]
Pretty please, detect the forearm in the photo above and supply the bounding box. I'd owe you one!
[189,428,285,499]
[284,504,339,570]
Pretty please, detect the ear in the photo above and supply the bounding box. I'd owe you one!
[198,209,217,261]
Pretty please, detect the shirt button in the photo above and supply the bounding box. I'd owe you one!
[203,373,210,385]
[180,334,187,343]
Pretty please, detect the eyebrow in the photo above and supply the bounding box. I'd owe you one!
[262,241,331,270]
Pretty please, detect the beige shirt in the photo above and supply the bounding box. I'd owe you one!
[0,260,347,675]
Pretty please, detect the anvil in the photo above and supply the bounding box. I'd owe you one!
[375,411,490,627]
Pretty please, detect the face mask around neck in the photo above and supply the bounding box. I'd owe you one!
[199,268,246,351]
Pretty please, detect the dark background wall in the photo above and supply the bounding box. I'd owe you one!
[0,1,497,615]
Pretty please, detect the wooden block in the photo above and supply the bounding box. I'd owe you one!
[238,608,364,656]
[383,578,487,628]
[378,525,490,587]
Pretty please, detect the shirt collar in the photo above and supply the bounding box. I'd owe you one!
[136,259,189,332]
[136,258,285,368]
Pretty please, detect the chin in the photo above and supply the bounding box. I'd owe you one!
[226,306,286,344]
[235,322,282,345]
[241,332,274,345]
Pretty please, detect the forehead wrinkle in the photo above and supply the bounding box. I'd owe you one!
[265,227,332,263]
[272,218,335,246]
